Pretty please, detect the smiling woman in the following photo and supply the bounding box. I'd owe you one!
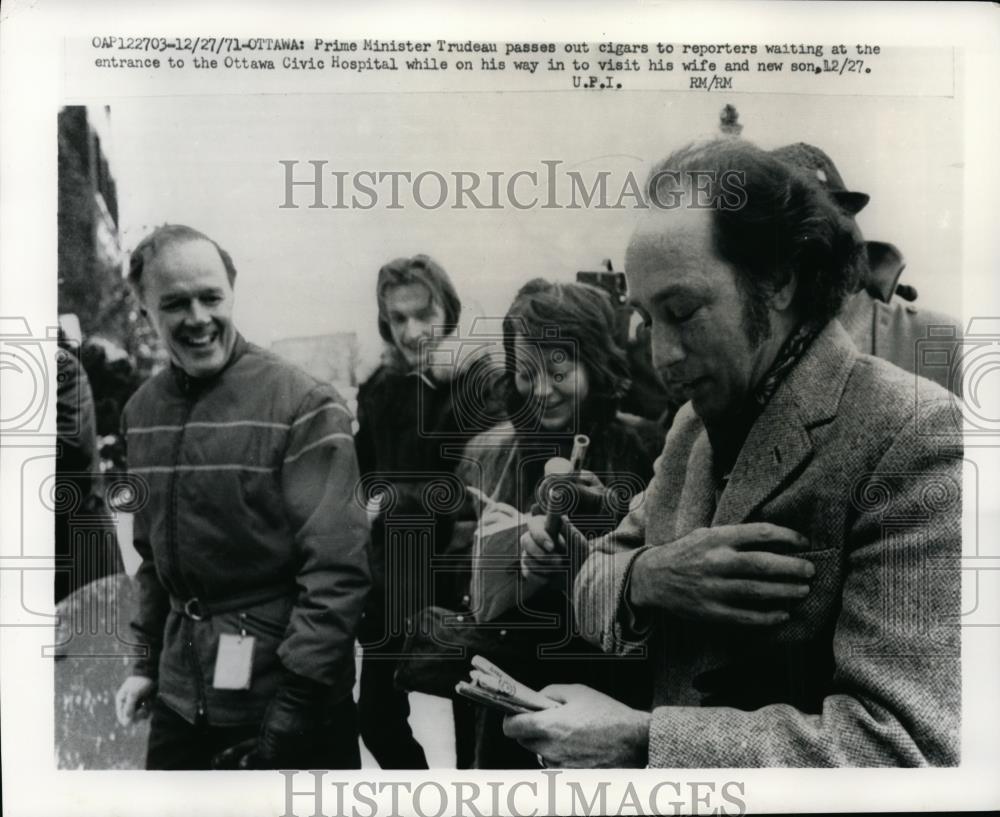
[511,338,590,432]
[447,278,661,769]
[502,278,631,433]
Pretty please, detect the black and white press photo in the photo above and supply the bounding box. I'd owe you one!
[1,2,999,816]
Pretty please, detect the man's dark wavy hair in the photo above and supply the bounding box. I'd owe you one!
[128,224,238,300]
[502,278,630,430]
[646,138,865,343]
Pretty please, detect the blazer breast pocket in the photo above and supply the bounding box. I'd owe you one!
[762,546,844,646]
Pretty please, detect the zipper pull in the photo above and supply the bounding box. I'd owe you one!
[238,612,247,641]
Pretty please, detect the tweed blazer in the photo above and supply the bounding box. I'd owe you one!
[574,320,962,767]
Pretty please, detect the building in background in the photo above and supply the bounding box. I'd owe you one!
[58,106,123,337]
[271,332,361,408]
[58,106,161,467]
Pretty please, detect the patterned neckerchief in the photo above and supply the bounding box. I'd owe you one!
[713,323,819,494]
[751,322,818,408]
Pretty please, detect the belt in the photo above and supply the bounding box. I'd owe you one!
[169,582,297,621]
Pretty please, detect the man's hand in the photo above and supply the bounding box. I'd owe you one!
[520,514,590,578]
[253,668,331,768]
[211,737,260,770]
[629,523,815,626]
[503,684,651,768]
[115,675,155,726]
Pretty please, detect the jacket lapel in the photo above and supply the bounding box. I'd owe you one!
[711,393,813,526]
[712,321,856,526]
[675,431,718,535]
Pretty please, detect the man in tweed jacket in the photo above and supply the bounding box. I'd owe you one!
[506,138,961,768]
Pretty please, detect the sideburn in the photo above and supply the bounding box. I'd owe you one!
[734,274,774,349]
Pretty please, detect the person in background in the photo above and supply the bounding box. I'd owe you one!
[453,278,659,768]
[55,323,122,603]
[770,142,963,396]
[577,266,683,436]
[623,319,687,434]
[114,225,369,770]
[578,265,676,428]
[354,255,504,769]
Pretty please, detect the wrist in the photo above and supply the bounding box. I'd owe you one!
[275,667,328,704]
[625,708,652,767]
[627,548,652,609]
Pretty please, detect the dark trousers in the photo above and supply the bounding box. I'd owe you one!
[358,646,429,769]
[473,706,538,769]
[452,697,477,769]
[357,649,478,769]
[145,696,361,770]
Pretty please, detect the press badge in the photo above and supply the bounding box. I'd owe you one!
[212,633,255,690]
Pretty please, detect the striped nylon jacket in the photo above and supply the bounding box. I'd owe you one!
[123,334,370,726]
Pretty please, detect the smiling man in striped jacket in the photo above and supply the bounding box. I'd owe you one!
[113,224,370,770]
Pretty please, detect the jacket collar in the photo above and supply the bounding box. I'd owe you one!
[169,332,249,395]
[864,241,906,303]
[406,369,439,389]
[711,319,856,526]
[382,335,496,390]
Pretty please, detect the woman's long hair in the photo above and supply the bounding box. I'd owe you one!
[501,278,630,435]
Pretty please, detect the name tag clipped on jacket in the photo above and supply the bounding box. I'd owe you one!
[212,619,255,690]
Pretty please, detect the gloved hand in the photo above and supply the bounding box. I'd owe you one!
[211,737,258,770]
[256,668,331,768]
[213,667,330,770]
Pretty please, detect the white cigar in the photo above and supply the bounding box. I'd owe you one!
[569,434,590,472]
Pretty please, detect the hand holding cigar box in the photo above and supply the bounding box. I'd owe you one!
[455,655,560,716]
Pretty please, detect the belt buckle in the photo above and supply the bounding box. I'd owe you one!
[183,597,205,621]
